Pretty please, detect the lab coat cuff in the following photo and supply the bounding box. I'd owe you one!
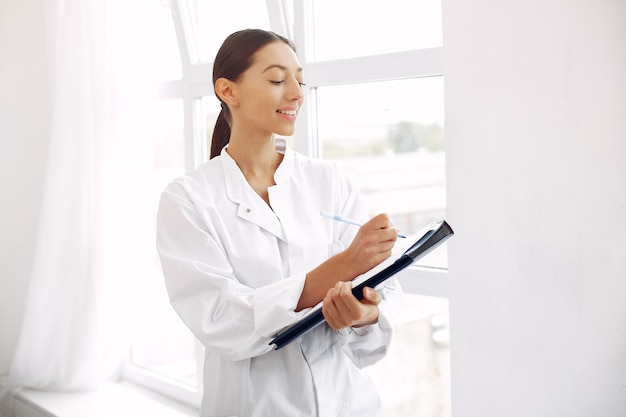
[254,272,308,337]
[337,308,394,343]
[337,309,394,368]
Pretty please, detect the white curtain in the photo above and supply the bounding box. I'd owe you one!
[0,2,176,414]
[5,0,120,394]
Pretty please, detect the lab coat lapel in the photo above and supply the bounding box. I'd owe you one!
[220,147,287,242]
[235,199,286,242]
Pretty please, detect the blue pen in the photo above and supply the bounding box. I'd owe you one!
[320,211,407,238]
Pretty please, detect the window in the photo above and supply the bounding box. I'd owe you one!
[364,294,450,417]
[316,77,446,269]
[115,1,450,416]
[310,0,443,61]
[191,0,272,63]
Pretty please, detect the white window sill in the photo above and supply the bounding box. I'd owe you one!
[10,381,198,417]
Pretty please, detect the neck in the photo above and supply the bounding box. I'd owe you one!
[226,132,281,180]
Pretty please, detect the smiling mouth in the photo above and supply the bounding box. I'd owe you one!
[277,109,297,116]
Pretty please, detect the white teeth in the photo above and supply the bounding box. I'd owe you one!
[277,109,297,116]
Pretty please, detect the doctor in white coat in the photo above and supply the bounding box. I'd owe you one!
[157,29,403,417]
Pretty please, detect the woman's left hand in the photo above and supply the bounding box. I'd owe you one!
[322,282,381,331]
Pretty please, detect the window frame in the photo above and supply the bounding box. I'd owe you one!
[120,0,448,407]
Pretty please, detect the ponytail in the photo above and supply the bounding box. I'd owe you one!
[210,105,231,159]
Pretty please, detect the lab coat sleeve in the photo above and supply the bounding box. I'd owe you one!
[156,184,310,362]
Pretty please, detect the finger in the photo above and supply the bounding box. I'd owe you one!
[380,232,397,245]
[333,282,358,316]
[359,228,397,251]
[371,214,401,236]
[362,287,382,306]
[369,217,399,244]
[326,283,352,324]
[322,292,340,329]
[325,301,349,330]
[372,240,396,259]
[367,213,392,228]
[326,282,360,329]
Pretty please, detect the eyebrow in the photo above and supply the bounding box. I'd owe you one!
[262,64,303,74]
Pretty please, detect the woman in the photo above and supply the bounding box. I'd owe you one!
[157,29,403,417]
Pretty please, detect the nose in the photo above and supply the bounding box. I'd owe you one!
[287,76,304,101]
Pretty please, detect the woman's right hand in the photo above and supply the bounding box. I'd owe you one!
[342,213,399,278]
[297,213,398,311]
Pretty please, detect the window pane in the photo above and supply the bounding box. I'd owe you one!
[200,96,221,160]
[365,294,450,417]
[312,0,443,62]
[126,99,199,389]
[113,0,182,81]
[317,77,447,268]
[191,0,272,63]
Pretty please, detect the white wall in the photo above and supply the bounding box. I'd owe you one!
[444,0,626,416]
[0,0,51,373]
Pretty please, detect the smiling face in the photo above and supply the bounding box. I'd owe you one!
[227,41,305,138]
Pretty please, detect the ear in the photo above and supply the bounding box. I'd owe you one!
[215,78,239,107]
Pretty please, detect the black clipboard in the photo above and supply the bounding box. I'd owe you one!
[270,219,454,350]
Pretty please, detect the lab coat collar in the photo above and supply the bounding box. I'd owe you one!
[273,137,294,185]
[220,141,293,242]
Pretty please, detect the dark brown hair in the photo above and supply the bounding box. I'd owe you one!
[210,29,296,159]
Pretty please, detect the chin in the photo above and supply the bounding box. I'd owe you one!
[275,127,296,137]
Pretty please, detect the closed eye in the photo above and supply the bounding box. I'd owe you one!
[270,80,306,88]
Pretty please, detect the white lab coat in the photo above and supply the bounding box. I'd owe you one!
[156,143,402,417]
